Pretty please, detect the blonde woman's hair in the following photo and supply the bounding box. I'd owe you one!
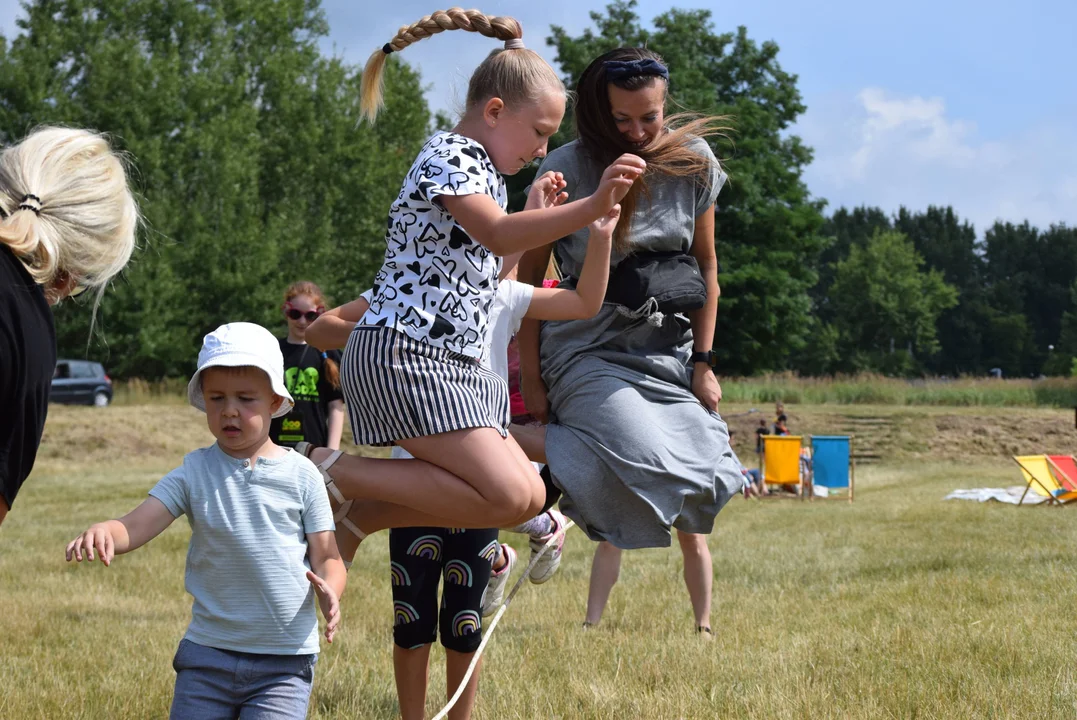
[0,126,139,302]
[360,7,563,124]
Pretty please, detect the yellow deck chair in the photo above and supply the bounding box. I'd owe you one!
[763,435,803,497]
[1014,455,1077,506]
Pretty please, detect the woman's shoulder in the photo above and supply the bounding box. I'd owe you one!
[682,135,719,164]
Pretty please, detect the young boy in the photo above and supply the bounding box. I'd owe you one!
[65,322,346,719]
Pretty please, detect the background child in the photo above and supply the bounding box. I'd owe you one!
[297,8,644,539]
[65,322,346,720]
[270,280,345,450]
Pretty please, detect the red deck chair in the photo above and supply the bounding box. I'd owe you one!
[1048,455,1077,493]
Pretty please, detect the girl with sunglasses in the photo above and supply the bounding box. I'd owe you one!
[269,281,344,451]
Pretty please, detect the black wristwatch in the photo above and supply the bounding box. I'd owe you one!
[690,350,717,368]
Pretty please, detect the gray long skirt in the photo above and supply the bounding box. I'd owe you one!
[541,304,743,549]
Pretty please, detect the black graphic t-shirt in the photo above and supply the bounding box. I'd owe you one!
[361,132,506,358]
[269,339,344,448]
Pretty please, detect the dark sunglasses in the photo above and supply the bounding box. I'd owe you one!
[285,308,322,322]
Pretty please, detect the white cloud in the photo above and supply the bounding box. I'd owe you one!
[798,87,1077,234]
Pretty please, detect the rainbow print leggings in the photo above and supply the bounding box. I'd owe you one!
[389,526,499,654]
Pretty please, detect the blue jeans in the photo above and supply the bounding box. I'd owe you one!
[170,639,317,719]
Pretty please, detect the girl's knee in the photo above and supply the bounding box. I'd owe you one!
[485,467,541,525]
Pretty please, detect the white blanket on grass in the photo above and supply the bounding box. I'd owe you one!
[944,486,1049,505]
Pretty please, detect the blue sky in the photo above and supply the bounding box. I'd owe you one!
[3,0,1074,233]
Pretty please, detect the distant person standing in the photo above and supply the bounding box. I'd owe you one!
[773,400,786,435]
[754,418,769,456]
[270,281,345,450]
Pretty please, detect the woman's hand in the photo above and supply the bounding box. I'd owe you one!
[692,368,722,412]
[589,154,646,216]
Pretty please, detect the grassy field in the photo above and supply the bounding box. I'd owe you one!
[2,404,1076,718]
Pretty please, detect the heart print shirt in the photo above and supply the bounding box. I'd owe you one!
[361,131,506,359]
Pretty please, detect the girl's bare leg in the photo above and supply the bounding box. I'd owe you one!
[309,428,543,529]
[393,643,432,720]
[445,649,483,720]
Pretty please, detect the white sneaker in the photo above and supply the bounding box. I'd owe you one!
[528,509,566,585]
[481,544,516,618]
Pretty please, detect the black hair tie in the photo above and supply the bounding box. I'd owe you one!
[382,43,394,55]
[18,194,42,215]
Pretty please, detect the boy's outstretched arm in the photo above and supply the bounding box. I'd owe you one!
[65,497,176,566]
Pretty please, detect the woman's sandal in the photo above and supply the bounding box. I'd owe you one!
[294,442,366,544]
[697,625,714,640]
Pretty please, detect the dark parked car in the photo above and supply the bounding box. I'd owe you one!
[51,360,113,407]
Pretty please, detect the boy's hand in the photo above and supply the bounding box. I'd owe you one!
[525,171,568,211]
[590,154,645,215]
[307,570,341,643]
[66,523,116,566]
[588,204,621,242]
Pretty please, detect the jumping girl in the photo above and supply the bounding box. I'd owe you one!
[305,180,622,720]
[296,9,644,540]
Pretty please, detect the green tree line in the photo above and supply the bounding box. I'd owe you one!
[3,0,1072,379]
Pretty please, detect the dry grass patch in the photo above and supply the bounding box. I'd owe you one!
[4,405,1076,717]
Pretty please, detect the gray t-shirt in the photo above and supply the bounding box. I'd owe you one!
[150,444,334,655]
[534,138,726,280]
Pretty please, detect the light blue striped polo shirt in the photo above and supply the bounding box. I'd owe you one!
[150,444,334,655]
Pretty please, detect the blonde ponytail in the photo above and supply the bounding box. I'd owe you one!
[0,126,138,300]
[360,7,556,124]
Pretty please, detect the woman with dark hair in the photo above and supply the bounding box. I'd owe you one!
[517,48,743,567]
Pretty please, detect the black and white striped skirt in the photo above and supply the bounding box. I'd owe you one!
[340,326,510,447]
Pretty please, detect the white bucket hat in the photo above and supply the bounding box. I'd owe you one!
[187,322,294,418]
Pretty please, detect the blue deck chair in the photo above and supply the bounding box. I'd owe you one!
[809,435,854,502]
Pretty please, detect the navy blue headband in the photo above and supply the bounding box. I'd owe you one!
[603,58,669,83]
